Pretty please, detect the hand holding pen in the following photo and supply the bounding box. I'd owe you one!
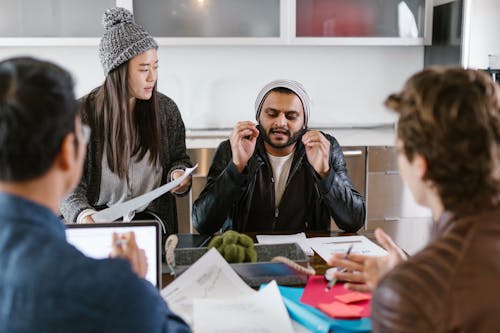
[110,232,148,279]
[325,244,353,292]
[327,228,408,292]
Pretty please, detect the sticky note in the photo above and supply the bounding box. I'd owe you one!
[300,276,371,317]
[335,292,372,304]
[318,301,363,318]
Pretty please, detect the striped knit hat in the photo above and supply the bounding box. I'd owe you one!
[254,79,311,127]
[98,7,158,75]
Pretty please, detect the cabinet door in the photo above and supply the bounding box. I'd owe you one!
[133,0,281,39]
[0,0,115,37]
[293,0,432,45]
[366,146,431,220]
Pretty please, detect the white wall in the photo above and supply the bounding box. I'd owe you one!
[466,0,500,69]
[0,45,423,129]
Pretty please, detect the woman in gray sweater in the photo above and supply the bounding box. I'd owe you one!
[60,7,192,235]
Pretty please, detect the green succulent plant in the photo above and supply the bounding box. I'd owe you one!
[207,230,257,263]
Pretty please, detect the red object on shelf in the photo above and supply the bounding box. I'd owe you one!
[296,0,377,37]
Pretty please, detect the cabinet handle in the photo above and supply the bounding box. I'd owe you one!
[384,217,401,221]
[342,150,363,156]
[385,170,399,175]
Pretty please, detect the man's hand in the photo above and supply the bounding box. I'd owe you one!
[170,169,192,194]
[110,232,148,279]
[302,130,331,179]
[327,228,407,292]
[229,121,259,173]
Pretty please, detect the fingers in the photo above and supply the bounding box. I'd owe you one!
[329,252,368,264]
[302,130,329,148]
[328,256,365,272]
[82,215,96,224]
[344,282,372,293]
[138,249,148,278]
[333,270,366,284]
[230,121,259,140]
[375,228,408,260]
[374,228,397,251]
[109,232,148,279]
[170,170,192,194]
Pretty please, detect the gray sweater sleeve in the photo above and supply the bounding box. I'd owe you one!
[59,140,94,223]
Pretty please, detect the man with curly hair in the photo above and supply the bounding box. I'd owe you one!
[329,67,500,332]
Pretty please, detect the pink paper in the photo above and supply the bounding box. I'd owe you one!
[318,301,363,318]
[299,275,371,317]
[335,291,372,304]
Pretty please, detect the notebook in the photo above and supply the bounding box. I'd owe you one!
[65,221,161,289]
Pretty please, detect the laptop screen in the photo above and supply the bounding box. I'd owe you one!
[65,222,161,288]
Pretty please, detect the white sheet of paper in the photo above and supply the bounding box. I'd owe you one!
[256,232,314,256]
[308,235,387,262]
[160,248,255,326]
[92,165,198,222]
[193,281,294,333]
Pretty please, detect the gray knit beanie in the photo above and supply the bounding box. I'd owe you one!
[98,7,158,75]
[255,79,311,127]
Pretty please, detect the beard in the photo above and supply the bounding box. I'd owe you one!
[258,125,306,149]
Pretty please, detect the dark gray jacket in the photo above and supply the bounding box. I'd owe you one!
[192,132,365,234]
[60,91,191,234]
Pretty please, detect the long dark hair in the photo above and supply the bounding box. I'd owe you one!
[83,62,163,180]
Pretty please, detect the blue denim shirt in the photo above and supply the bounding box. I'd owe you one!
[0,193,190,333]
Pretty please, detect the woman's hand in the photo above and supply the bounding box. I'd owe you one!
[327,228,408,292]
[170,169,191,194]
[81,215,96,224]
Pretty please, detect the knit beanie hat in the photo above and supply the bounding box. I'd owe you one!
[255,79,311,127]
[98,7,158,75]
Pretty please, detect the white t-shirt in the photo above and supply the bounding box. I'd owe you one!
[267,151,294,208]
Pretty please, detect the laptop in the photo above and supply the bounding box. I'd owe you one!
[65,221,162,289]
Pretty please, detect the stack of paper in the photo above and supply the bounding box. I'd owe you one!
[194,281,293,333]
[161,248,294,332]
[308,235,387,262]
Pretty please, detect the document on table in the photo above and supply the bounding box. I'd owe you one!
[256,232,314,256]
[160,248,255,326]
[193,280,294,333]
[308,235,387,262]
[92,165,197,222]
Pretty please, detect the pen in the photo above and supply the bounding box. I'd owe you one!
[325,244,353,292]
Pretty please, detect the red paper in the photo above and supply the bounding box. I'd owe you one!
[335,291,372,304]
[318,301,363,318]
[299,275,371,317]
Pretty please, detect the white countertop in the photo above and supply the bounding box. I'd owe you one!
[186,127,396,149]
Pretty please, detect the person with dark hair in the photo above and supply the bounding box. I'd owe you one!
[329,67,500,332]
[0,57,190,332]
[60,7,192,235]
[192,79,365,234]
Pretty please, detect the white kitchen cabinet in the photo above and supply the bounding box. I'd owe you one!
[0,0,433,46]
[0,0,114,45]
[292,0,433,45]
[133,0,283,44]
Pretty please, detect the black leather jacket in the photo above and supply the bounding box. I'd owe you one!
[192,132,365,235]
